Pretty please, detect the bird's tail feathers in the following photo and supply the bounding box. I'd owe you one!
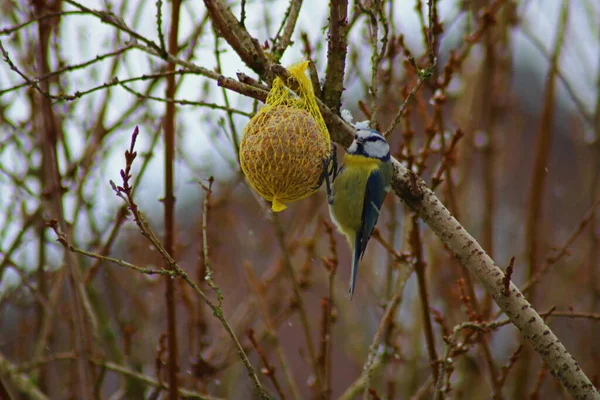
[349,235,361,300]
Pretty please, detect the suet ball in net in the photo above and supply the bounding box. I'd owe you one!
[239,61,331,212]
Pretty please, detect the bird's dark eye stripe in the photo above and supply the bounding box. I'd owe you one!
[364,136,384,142]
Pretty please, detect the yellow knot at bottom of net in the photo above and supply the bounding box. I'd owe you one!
[271,197,288,212]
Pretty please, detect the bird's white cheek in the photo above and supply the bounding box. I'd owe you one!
[364,142,389,159]
[347,142,358,153]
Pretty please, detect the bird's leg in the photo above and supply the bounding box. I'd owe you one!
[313,143,338,191]
[329,143,339,182]
[324,159,334,205]
[324,143,337,205]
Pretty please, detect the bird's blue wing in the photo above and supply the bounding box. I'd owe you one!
[349,168,388,298]
[358,168,388,259]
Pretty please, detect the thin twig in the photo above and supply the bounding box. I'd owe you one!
[362,0,389,128]
[243,263,303,400]
[0,44,135,97]
[339,265,413,400]
[247,329,286,400]
[117,82,252,116]
[322,220,338,400]
[49,229,176,277]
[93,359,224,400]
[382,66,433,138]
[271,0,303,60]
[434,321,503,399]
[0,351,49,400]
[521,196,600,294]
[410,215,439,382]
[520,26,594,126]
[272,214,325,395]
[213,32,242,164]
[155,0,167,54]
[0,10,86,35]
[106,128,269,398]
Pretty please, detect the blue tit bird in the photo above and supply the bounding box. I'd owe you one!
[325,128,392,298]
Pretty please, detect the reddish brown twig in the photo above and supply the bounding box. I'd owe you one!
[503,257,515,297]
[247,328,286,400]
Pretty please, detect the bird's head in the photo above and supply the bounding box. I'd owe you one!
[346,129,390,161]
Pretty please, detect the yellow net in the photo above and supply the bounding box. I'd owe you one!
[240,61,331,212]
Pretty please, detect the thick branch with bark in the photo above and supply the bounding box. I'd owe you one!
[203,0,272,79]
[389,158,597,399]
[322,0,349,112]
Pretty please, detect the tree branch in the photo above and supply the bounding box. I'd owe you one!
[0,351,49,400]
[271,0,304,60]
[322,0,348,111]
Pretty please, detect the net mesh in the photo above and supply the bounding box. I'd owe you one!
[240,61,331,212]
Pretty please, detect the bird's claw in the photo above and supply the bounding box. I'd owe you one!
[329,143,339,182]
[313,144,338,192]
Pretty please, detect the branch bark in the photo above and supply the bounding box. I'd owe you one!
[391,162,597,399]
[203,0,272,79]
[33,1,96,397]
[164,0,182,397]
[322,0,348,112]
[271,0,303,60]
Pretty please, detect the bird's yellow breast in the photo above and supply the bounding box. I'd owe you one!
[343,154,383,169]
[329,154,383,241]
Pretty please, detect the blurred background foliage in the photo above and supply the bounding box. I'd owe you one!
[0,0,599,399]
